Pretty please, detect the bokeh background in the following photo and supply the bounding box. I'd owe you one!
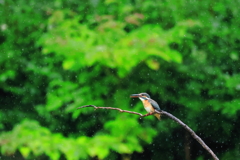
[1,0,240,159]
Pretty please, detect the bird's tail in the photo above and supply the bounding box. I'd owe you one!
[154,113,161,120]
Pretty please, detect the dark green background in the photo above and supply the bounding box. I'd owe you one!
[1,0,240,159]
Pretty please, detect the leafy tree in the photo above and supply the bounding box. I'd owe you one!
[1,0,240,159]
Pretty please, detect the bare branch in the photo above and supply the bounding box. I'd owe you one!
[77,105,219,160]
[154,110,219,160]
[78,105,154,117]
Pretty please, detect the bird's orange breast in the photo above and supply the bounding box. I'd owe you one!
[142,100,155,113]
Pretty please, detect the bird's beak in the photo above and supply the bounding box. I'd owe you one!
[130,94,140,98]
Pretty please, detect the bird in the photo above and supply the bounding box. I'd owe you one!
[130,93,161,120]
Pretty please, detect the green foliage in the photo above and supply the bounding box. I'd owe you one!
[1,0,240,160]
[0,118,156,160]
[0,120,88,160]
[39,10,187,77]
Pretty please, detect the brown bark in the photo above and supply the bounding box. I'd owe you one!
[78,105,219,160]
[185,130,191,160]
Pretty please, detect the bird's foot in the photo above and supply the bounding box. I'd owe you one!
[146,112,154,116]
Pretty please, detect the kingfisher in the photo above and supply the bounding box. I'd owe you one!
[130,93,161,120]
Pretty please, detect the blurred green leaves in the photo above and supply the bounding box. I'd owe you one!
[1,0,240,160]
[0,120,89,160]
[39,10,188,77]
[46,80,78,111]
[0,118,157,160]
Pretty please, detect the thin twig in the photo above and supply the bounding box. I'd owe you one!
[77,105,219,160]
[78,105,154,117]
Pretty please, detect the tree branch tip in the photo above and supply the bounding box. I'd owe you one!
[77,104,219,160]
